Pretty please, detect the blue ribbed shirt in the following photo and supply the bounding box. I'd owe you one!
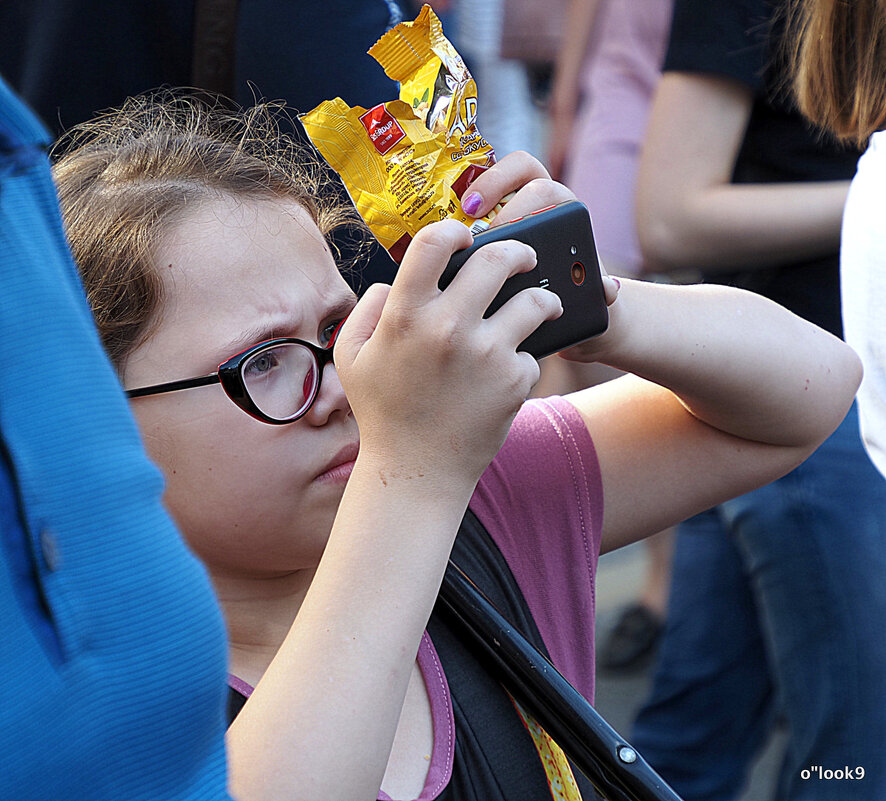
[0,75,232,800]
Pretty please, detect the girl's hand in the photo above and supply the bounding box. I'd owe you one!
[460,150,574,224]
[461,150,622,358]
[334,219,563,485]
[556,270,622,363]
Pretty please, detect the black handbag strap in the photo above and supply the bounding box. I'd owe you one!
[191,0,240,101]
[439,560,684,801]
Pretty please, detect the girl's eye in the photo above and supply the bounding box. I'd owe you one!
[245,350,280,378]
[320,319,345,348]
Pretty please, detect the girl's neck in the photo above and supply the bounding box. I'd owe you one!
[211,565,318,689]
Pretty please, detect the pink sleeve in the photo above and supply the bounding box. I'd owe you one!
[469,396,603,703]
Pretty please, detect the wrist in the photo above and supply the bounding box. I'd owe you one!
[352,440,481,502]
[561,276,638,365]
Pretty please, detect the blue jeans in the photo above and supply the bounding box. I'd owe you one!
[631,405,886,800]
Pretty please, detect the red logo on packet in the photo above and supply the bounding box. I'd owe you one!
[359,104,406,156]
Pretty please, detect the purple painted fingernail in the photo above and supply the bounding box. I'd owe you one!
[462,192,483,216]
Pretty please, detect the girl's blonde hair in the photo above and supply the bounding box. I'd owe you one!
[789,0,886,145]
[52,91,362,368]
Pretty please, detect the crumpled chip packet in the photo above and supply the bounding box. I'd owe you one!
[301,5,499,263]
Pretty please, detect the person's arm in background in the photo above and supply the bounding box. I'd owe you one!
[636,71,850,274]
[547,0,606,180]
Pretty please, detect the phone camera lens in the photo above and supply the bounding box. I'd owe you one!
[571,261,585,286]
[570,245,578,255]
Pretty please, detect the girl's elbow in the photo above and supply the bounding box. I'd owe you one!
[832,341,864,399]
[845,345,864,400]
[818,344,863,439]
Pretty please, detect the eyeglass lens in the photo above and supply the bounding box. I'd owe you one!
[241,343,320,420]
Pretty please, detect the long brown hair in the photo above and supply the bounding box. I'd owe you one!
[789,0,886,145]
[52,92,361,369]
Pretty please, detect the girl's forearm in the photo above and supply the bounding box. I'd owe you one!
[588,279,860,447]
[227,459,476,801]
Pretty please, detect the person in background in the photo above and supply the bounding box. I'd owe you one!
[549,0,673,278]
[0,71,233,801]
[791,0,886,482]
[0,0,406,135]
[629,1,886,798]
[541,0,678,672]
[0,0,407,290]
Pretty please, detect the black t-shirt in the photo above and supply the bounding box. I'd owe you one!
[663,0,861,336]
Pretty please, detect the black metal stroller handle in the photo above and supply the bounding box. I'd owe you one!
[438,561,684,801]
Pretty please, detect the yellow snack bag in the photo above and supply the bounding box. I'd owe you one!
[301,5,499,262]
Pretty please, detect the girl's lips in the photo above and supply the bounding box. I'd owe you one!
[315,460,355,484]
[315,442,360,482]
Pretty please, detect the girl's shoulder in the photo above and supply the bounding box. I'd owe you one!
[467,396,603,700]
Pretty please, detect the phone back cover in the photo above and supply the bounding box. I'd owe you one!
[438,201,609,358]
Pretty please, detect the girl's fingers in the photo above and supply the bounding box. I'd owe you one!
[441,239,539,319]
[460,150,552,219]
[515,349,543,395]
[484,286,563,350]
[602,274,621,306]
[485,179,577,227]
[333,282,391,366]
[388,220,473,309]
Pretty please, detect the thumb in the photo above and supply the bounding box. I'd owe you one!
[333,283,392,367]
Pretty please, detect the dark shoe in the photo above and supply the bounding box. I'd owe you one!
[598,603,663,672]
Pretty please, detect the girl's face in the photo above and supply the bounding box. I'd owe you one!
[123,195,359,577]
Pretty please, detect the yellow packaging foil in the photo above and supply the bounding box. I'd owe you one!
[301,5,498,262]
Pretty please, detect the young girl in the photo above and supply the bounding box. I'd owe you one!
[53,93,859,801]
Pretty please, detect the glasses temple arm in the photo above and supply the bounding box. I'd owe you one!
[125,373,220,399]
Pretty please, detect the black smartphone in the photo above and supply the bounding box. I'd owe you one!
[438,199,609,359]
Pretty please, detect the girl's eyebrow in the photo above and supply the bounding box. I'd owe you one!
[324,291,360,324]
[220,292,358,356]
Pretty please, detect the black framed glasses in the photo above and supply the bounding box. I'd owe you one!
[125,337,336,425]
